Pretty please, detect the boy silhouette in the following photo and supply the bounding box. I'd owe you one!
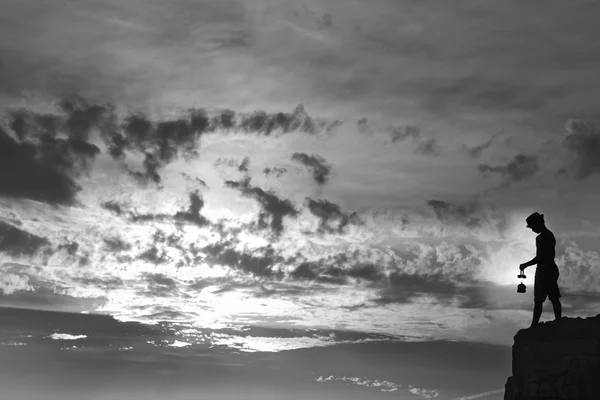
[519,212,562,328]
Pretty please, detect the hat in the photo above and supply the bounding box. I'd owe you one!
[526,212,544,227]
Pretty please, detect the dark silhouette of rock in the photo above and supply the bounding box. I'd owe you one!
[504,315,600,399]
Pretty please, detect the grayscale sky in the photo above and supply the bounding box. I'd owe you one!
[1,2,599,397]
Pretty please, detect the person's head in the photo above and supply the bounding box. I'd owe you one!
[526,212,545,233]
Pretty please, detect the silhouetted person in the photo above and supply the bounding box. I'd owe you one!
[519,212,562,329]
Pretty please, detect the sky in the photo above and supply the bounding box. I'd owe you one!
[1,0,600,398]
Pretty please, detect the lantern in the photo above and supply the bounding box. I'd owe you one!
[517,271,527,293]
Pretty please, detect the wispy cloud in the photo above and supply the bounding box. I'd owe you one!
[451,388,504,400]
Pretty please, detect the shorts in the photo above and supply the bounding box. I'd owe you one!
[534,264,561,302]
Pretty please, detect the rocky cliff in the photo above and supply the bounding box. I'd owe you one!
[504,315,600,400]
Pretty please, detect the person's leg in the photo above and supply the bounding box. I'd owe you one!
[530,301,543,327]
[548,270,562,322]
[550,298,562,321]
[532,269,544,327]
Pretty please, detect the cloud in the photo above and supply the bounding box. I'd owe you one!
[237,157,250,174]
[426,200,483,229]
[290,262,319,280]
[181,172,207,188]
[416,138,441,156]
[237,105,326,135]
[140,273,179,297]
[0,222,50,256]
[305,198,362,234]
[263,167,287,178]
[2,96,345,206]
[200,240,285,278]
[73,276,124,292]
[0,124,98,205]
[100,192,210,228]
[462,130,505,159]
[225,177,298,236]
[0,273,33,295]
[478,153,539,184]
[316,375,401,393]
[291,152,333,185]
[57,96,114,141]
[137,245,170,265]
[57,240,79,257]
[173,191,209,227]
[451,389,504,400]
[102,236,131,252]
[555,241,600,294]
[409,386,441,399]
[560,119,600,180]
[375,271,457,305]
[389,125,421,143]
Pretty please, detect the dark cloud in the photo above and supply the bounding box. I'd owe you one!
[214,157,238,168]
[0,97,114,205]
[137,245,170,265]
[73,276,124,292]
[290,262,318,280]
[214,157,250,174]
[0,222,50,256]
[238,157,250,174]
[346,263,383,282]
[237,105,329,136]
[357,117,370,134]
[305,198,362,234]
[263,167,287,178]
[225,178,298,237]
[291,153,333,185]
[113,109,210,184]
[57,240,79,256]
[154,117,199,163]
[388,125,421,143]
[129,212,171,224]
[100,193,209,228]
[174,191,209,226]
[285,252,385,285]
[57,95,114,141]
[478,153,539,183]
[415,138,441,156]
[373,272,459,305]
[121,113,154,153]
[103,236,131,252]
[2,98,340,203]
[128,153,162,186]
[426,199,482,229]
[0,124,98,205]
[7,109,63,141]
[212,109,236,131]
[181,173,207,188]
[141,273,178,297]
[461,129,505,159]
[201,240,285,278]
[105,132,128,160]
[100,200,123,215]
[560,119,600,180]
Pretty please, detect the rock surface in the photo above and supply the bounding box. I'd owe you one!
[504,315,600,400]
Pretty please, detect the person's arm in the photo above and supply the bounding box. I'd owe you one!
[520,257,538,270]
